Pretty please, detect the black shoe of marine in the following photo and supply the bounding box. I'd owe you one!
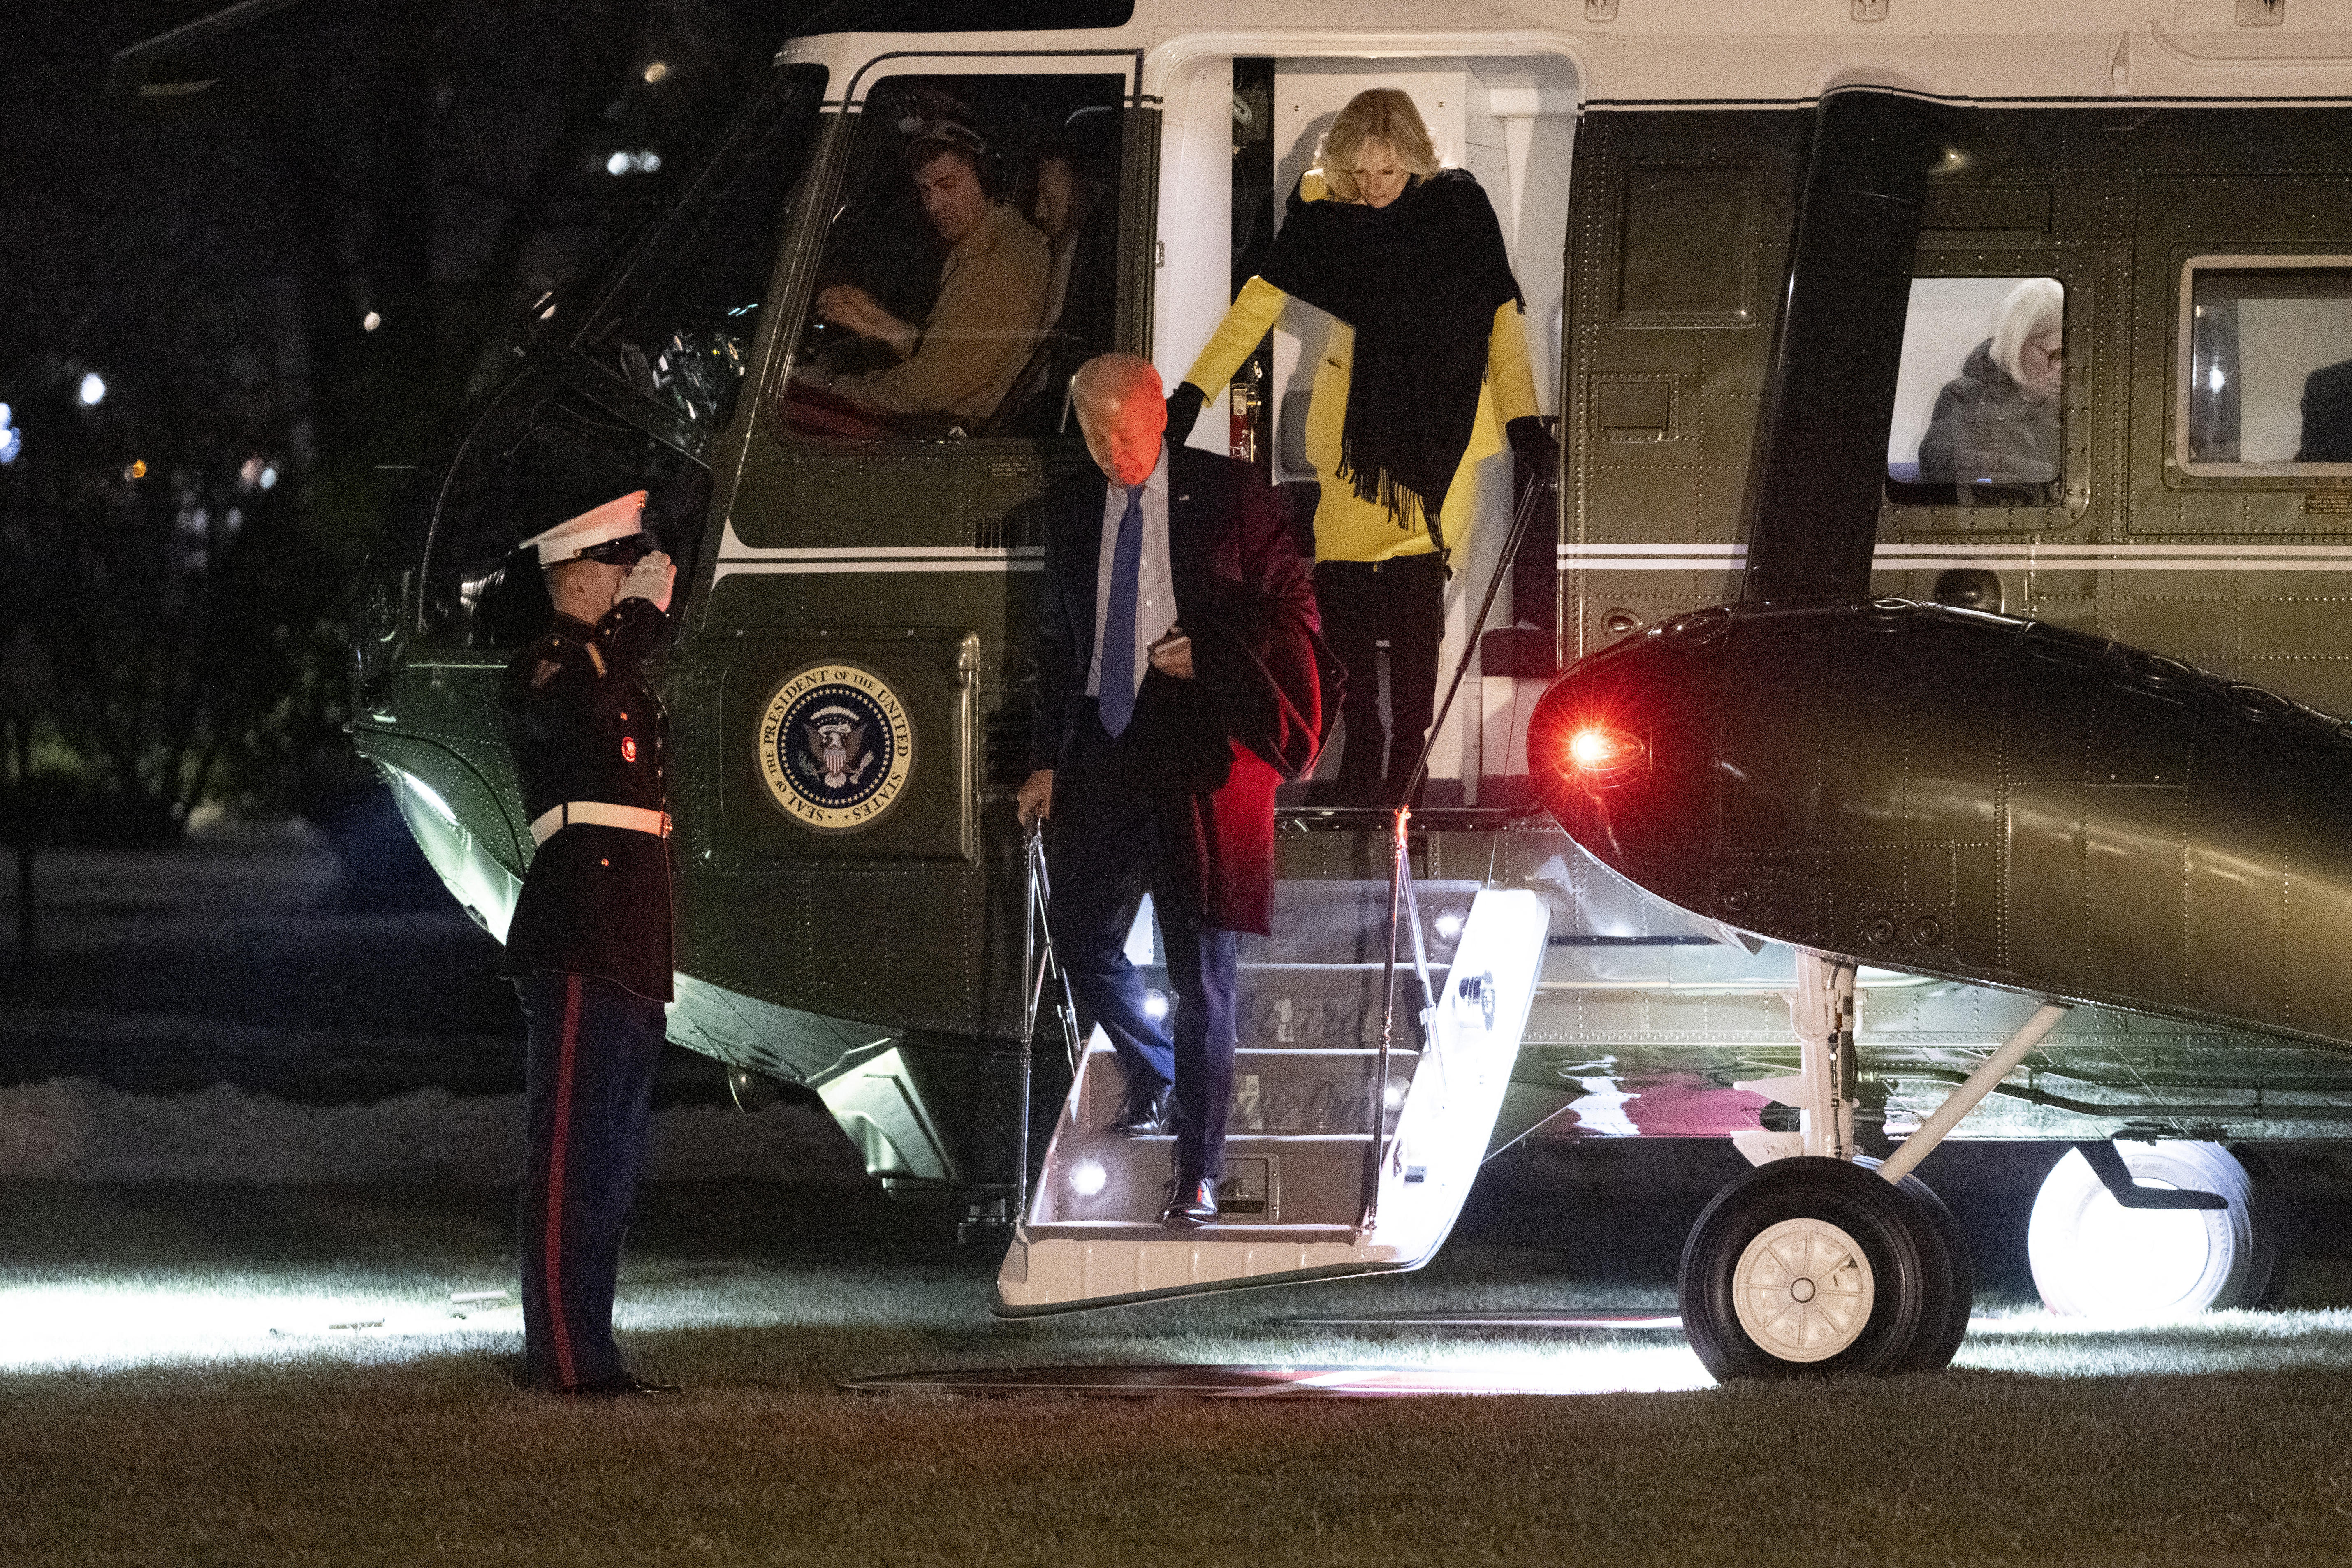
[1161,1177,1218,1228]
[1108,1086,1173,1137]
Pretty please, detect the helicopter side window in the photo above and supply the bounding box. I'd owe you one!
[2176,259,2352,475]
[576,63,828,439]
[421,387,708,648]
[1885,276,2066,506]
[772,74,1127,442]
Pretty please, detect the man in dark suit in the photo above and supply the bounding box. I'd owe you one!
[2298,357,2352,463]
[1017,354,1325,1227]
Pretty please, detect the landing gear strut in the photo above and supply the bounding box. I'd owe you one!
[1681,952,2069,1378]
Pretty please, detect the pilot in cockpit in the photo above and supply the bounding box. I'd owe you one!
[795,107,1050,429]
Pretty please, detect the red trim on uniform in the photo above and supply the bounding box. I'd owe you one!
[546,973,582,1388]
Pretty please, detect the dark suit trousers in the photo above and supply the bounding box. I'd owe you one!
[1047,703,1239,1183]
[513,972,663,1390]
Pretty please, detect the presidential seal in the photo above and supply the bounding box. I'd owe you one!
[755,663,914,830]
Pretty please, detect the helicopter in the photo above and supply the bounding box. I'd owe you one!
[118,0,2352,1376]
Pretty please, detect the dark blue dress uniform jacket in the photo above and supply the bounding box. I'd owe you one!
[498,600,674,1002]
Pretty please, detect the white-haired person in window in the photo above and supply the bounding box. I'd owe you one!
[1918,277,2064,488]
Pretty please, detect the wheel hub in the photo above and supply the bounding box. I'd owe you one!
[1732,1216,1874,1363]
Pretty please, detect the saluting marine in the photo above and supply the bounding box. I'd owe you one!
[499,488,679,1398]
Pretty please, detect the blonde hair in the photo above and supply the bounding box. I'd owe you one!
[1317,88,1441,204]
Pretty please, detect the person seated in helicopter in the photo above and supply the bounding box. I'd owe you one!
[1917,277,2064,488]
[800,113,1051,429]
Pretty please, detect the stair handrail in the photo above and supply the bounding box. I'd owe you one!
[1364,454,1557,1232]
[1019,824,1086,1228]
[1396,448,1557,810]
[1022,824,1085,1075]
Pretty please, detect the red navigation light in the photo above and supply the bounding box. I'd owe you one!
[1560,723,1645,787]
[1569,727,1622,770]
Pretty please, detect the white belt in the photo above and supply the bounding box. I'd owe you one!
[529,801,671,847]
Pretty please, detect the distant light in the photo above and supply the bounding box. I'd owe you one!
[1068,1160,1108,1197]
[1142,990,1169,1020]
[605,150,664,176]
[0,404,16,466]
[78,373,106,407]
[1435,912,1464,940]
[259,466,277,490]
[640,151,660,172]
[125,459,146,481]
[361,311,381,332]
[643,60,669,84]
[607,151,631,176]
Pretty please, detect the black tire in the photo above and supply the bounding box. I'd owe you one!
[1858,1159,1973,1372]
[1678,1156,1958,1380]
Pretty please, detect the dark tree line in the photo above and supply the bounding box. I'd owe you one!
[0,0,808,848]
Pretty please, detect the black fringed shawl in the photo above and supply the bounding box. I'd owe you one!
[1259,169,1521,558]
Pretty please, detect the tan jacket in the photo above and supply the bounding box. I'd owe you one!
[834,203,1050,423]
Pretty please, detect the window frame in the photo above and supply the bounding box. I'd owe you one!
[1882,272,2070,510]
[2173,252,2352,481]
[755,51,1146,454]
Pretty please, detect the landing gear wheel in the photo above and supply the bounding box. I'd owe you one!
[1856,1157,1974,1372]
[1679,1157,1960,1380]
[2027,1140,2269,1317]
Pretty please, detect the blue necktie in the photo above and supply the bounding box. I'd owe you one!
[1099,484,1145,738]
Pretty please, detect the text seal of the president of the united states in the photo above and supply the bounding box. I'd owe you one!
[757,663,914,830]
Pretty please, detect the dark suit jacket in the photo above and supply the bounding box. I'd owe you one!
[1029,444,1328,933]
[2299,359,2352,463]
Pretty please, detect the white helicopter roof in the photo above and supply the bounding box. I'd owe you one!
[781,0,2352,111]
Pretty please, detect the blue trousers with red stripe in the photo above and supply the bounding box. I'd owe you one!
[514,972,664,1391]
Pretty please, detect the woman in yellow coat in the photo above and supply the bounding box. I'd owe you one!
[1167,88,1555,804]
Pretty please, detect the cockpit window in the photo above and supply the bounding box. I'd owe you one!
[1886,276,2065,506]
[771,73,1127,443]
[577,63,828,438]
[2177,258,2352,475]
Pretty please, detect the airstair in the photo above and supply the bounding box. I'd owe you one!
[995,830,1550,1313]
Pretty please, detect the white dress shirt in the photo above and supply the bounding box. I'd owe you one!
[1086,442,1175,702]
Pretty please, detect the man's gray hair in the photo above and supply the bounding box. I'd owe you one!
[1071,353,1162,411]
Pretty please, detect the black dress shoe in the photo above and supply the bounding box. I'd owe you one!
[1107,1086,1173,1137]
[559,1373,681,1398]
[1161,1177,1218,1228]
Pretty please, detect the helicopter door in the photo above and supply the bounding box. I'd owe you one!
[1154,53,1575,806]
[684,56,1146,1056]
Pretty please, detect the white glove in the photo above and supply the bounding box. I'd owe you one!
[617,550,675,613]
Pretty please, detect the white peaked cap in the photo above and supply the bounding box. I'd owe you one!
[520,490,649,568]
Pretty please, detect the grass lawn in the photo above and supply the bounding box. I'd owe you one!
[9,1171,2352,1565]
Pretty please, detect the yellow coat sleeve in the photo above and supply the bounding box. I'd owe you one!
[1181,276,1291,397]
[1487,299,1539,426]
